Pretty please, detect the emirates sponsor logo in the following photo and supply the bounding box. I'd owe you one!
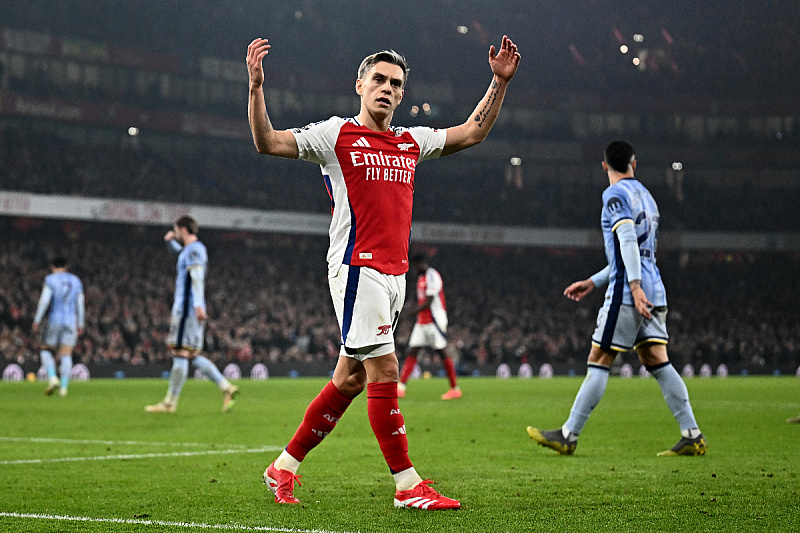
[349,146,417,183]
[349,150,416,170]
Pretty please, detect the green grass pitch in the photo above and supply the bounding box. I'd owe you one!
[1,376,799,532]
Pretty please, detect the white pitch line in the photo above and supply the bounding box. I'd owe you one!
[0,512,362,533]
[0,446,284,465]
[0,436,250,448]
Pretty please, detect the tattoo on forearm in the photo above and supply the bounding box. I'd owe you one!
[473,80,502,128]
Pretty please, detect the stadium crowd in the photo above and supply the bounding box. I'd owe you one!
[2,126,799,233]
[1,222,798,375]
[4,1,799,102]
[2,1,799,376]
[3,1,800,236]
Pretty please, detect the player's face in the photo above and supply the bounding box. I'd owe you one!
[356,61,405,117]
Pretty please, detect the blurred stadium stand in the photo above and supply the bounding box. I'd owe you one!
[1,1,798,376]
[2,220,798,377]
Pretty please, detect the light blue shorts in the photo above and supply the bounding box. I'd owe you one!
[592,304,668,352]
[166,310,205,353]
[42,323,78,350]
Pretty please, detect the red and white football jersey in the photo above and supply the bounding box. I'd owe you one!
[292,117,446,277]
[416,267,447,327]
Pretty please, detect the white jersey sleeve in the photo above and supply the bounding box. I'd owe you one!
[405,126,446,163]
[291,117,347,166]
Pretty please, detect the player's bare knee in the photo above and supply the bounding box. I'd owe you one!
[335,374,367,398]
[364,364,399,384]
[636,342,668,366]
[588,345,615,366]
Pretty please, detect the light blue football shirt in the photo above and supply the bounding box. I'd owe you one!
[172,240,207,315]
[39,271,84,327]
[600,178,667,307]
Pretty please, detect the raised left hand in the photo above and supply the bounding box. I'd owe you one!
[489,35,521,83]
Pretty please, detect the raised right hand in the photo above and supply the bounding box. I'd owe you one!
[247,38,271,88]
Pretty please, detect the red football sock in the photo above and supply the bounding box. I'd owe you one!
[285,381,352,461]
[367,382,413,473]
[442,356,457,388]
[399,356,417,384]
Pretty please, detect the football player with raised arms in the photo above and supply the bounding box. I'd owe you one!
[526,140,706,457]
[247,35,519,509]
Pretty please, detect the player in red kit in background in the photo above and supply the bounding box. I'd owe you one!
[398,253,461,400]
[247,35,519,509]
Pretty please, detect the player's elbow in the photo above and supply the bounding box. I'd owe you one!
[250,126,276,154]
[460,136,483,150]
[464,127,491,148]
[254,141,285,157]
[443,130,485,156]
[252,131,298,159]
[252,134,273,154]
[455,134,486,155]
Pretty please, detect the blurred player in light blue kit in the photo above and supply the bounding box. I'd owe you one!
[527,140,706,457]
[145,215,238,413]
[33,257,85,397]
